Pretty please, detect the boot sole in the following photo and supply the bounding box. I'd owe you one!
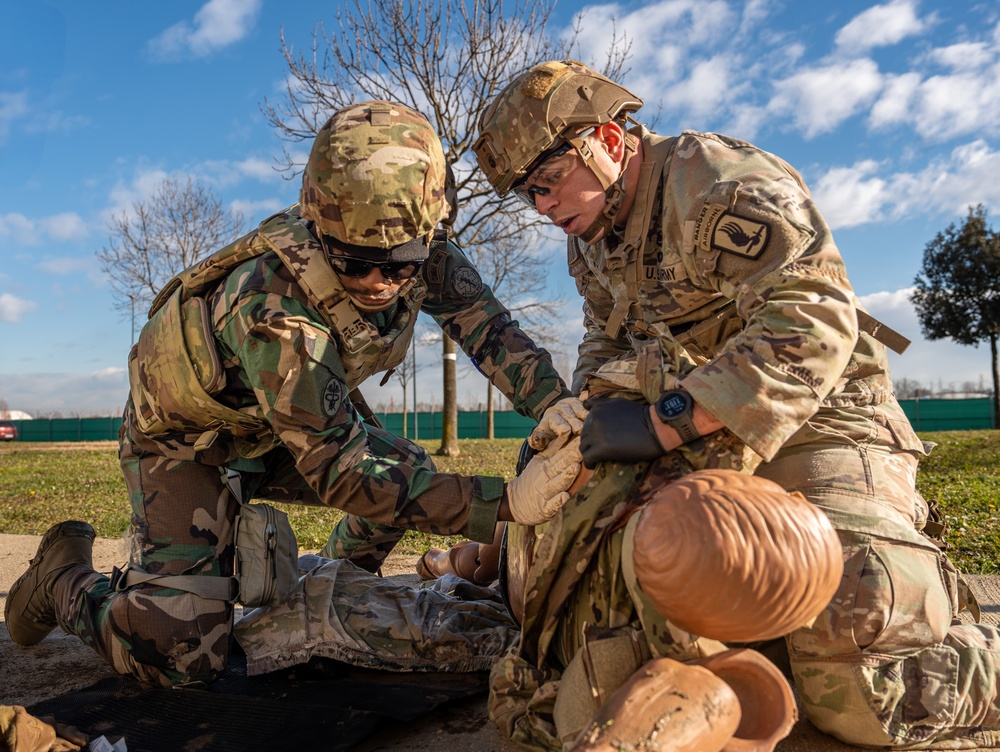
[4,520,95,646]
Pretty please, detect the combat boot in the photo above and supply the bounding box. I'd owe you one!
[4,520,96,646]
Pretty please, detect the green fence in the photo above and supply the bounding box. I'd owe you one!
[372,410,536,440]
[9,417,124,442]
[4,399,994,442]
[898,397,996,432]
[4,410,537,443]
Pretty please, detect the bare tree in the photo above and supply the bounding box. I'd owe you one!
[96,177,246,322]
[470,228,567,437]
[393,337,425,439]
[262,0,628,455]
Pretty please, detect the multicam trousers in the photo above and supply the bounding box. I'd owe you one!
[491,401,1000,750]
[758,430,1000,749]
[54,422,443,686]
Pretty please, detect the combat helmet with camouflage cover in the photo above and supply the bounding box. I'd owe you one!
[474,60,643,242]
[301,100,450,257]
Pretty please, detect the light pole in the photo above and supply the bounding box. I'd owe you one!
[412,336,418,440]
[128,293,137,346]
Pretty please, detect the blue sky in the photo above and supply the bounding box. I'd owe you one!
[2,0,1000,417]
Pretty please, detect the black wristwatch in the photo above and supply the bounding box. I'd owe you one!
[654,389,701,445]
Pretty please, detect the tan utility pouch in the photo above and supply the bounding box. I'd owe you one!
[128,288,266,439]
[234,501,299,608]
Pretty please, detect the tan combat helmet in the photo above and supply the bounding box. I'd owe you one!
[474,60,643,242]
[301,101,450,258]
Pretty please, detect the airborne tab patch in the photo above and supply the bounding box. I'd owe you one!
[710,212,769,259]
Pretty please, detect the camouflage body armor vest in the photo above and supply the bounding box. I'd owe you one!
[127,206,424,452]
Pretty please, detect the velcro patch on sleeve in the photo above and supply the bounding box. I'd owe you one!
[423,246,448,285]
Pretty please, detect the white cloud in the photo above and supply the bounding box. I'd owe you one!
[0,212,33,241]
[811,160,888,229]
[229,198,284,218]
[929,41,994,71]
[104,168,171,221]
[196,156,285,186]
[869,72,921,128]
[0,91,29,142]
[813,139,1000,230]
[903,69,1000,141]
[859,288,992,389]
[835,0,927,54]
[0,212,87,245]
[740,0,774,26]
[564,0,738,96]
[148,0,262,60]
[768,59,883,137]
[888,140,1000,219]
[235,157,280,182]
[0,369,129,416]
[41,213,88,241]
[865,21,1000,141]
[0,293,37,324]
[36,257,95,276]
[663,55,742,119]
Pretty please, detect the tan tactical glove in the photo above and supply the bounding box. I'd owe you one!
[0,705,89,752]
[528,397,588,452]
[506,435,582,525]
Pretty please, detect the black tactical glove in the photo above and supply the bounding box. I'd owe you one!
[580,398,664,469]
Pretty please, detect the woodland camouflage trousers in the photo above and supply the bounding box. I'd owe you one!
[51,422,445,686]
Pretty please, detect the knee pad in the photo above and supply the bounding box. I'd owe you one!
[631,469,843,642]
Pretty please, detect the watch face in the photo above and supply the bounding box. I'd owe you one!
[659,392,689,419]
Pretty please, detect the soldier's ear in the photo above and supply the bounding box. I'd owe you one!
[593,122,626,163]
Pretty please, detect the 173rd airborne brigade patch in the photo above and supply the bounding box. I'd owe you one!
[693,202,770,260]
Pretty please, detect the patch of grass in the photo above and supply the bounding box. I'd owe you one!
[1,432,997,570]
[0,438,524,556]
[915,431,1000,574]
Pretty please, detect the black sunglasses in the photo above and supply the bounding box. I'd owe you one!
[328,255,423,281]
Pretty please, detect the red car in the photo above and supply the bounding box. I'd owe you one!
[0,421,17,441]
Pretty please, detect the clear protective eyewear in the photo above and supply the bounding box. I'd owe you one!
[510,127,595,206]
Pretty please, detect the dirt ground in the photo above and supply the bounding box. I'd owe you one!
[0,533,522,751]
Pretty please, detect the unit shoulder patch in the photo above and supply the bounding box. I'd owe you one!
[712,212,769,259]
[450,265,483,299]
[694,205,770,260]
[322,377,345,417]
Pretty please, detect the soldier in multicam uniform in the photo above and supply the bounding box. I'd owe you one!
[473,60,1000,749]
[4,101,582,687]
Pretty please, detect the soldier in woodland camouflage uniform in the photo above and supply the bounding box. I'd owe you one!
[5,101,583,687]
[474,60,1000,749]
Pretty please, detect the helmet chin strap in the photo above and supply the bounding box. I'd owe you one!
[565,130,638,245]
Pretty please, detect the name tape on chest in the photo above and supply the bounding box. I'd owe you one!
[694,204,770,259]
[642,262,684,283]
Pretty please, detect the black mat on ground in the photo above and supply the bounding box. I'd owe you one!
[29,655,489,752]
